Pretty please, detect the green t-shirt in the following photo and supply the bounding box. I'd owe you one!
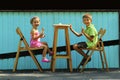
[85,24,98,48]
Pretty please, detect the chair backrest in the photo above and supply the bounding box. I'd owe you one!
[97,28,106,48]
[16,27,29,47]
[98,28,106,40]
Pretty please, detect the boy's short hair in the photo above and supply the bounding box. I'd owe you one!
[82,13,92,20]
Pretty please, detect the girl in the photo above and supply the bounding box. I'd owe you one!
[30,16,53,62]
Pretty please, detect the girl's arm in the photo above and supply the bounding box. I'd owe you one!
[31,29,43,40]
[69,25,82,37]
[40,28,45,38]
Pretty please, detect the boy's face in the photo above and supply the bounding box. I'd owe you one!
[83,17,92,27]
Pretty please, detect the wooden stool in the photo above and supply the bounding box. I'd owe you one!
[51,24,73,72]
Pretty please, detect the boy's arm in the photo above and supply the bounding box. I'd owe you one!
[82,28,94,42]
[69,25,82,37]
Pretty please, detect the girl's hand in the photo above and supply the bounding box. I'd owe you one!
[39,27,45,38]
[39,33,44,38]
[41,28,44,34]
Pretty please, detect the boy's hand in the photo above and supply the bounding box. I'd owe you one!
[81,27,85,33]
[69,24,72,29]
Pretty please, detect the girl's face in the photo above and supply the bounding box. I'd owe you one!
[32,18,40,28]
[83,17,92,27]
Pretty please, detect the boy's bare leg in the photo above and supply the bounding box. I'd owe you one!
[73,44,91,65]
[73,44,88,58]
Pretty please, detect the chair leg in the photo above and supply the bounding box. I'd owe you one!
[100,51,104,70]
[28,50,43,72]
[13,41,21,72]
[103,50,109,72]
[80,50,94,72]
[80,56,91,72]
[77,50,90,71]
[13,50,20,72]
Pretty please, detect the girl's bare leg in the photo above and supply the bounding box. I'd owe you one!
[41,42,52,53]
[41,44,47,58]
[40,44,51,62]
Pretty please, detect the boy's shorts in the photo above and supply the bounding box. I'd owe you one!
[77,42,87,48]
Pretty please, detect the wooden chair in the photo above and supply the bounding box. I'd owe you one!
[77,28,109,72]
[13,27,43,72]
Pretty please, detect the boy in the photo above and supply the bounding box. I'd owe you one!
[69,13,98,65]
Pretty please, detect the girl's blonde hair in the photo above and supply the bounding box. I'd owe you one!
[30,16,40,24]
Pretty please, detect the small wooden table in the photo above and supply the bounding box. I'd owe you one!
[51,24,73,72]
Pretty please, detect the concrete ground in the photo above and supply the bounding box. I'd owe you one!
[0,69,120,80]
